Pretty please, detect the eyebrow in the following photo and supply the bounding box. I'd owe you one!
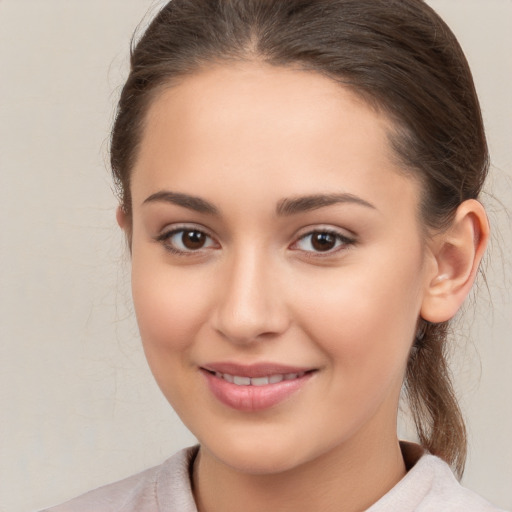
[276,193,376,216]
[142,190,375,217]
[143,191,219,215]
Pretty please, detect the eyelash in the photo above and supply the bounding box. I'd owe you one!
[155,226,356,256]
[156,226,218,256]
[291,229,356,256]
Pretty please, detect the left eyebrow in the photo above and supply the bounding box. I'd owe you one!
[142,191,219,215]
[276,193,376,216]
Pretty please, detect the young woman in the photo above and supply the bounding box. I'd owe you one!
[44,1,506,510]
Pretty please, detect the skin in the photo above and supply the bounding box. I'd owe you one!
[119,62,489,512]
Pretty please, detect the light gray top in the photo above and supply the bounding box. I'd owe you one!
[41,444,507,512]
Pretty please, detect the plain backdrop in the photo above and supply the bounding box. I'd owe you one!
[0,1,510,511]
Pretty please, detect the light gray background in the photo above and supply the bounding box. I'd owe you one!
[0,1,510,511]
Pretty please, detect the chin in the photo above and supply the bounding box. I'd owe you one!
[197,428,331,476]
[213,448,304,475]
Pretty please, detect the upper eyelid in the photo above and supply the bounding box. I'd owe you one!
[158,222,214,237]
[293,224,357,240]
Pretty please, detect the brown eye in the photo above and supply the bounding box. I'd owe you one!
[293,229,354,254]
[182,230,206,250]
[311,232,336,251]
[160,228,217,254]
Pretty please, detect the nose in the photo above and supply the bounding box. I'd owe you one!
[211,248,290,345]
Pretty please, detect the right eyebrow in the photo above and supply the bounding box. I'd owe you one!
[142,190,219,215]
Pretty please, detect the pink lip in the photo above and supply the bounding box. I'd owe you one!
[200,362,316,412]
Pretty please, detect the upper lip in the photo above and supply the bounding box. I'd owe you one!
[201,362,315,378]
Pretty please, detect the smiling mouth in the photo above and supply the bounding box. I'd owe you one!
[206,370,311,386]
[202,367,316,411]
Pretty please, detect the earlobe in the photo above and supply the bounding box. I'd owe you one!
[420,199,489,323]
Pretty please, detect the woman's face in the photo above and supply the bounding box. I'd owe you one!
[127,63,435,474]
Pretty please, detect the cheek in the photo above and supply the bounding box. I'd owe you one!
[295,253,424,383]
[131,255,211,355]
[130,257,214,412]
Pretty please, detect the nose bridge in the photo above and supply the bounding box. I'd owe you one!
[213,243,288,343]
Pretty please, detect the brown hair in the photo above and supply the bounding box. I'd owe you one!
[111,0,489,477]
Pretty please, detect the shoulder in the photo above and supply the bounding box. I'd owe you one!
[40,446,199,512]
[416,454,506,512]
[368,442,507,512]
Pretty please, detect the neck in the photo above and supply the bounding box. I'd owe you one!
[192,429,406,512]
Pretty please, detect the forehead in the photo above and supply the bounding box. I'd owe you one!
[140,62,393,159]
[132,62,420,219]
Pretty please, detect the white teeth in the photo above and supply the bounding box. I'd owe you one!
[213,371,307,385]
[251,376,270,386]
[233,376,251,386]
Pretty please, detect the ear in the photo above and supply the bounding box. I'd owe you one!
[116,205,133,250]
[116,205,128,230]
[420,199,489,323]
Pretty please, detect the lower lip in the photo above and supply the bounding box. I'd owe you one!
[202,370,314,412]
